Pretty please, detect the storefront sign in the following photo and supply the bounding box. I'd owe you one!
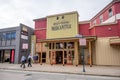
[51,21,71,31]
[22,26,28,32]
[47,11,78,39]
[21,35,28,40]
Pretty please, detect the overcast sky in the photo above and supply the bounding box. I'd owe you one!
[0,0,112,29]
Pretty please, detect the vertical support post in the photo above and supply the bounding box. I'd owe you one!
[74,41,79,66]
[51,43,53,65]
[63,42,64,66]
[46,43,50,64]
[89,41,92,67]
[50,51,52,65]
[38,53,40,63]
[40,43,43,65]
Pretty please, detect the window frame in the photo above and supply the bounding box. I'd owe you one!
[99,15,103,23]
[108,8,113,18]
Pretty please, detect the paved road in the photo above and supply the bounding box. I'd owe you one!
[0,69,120,80]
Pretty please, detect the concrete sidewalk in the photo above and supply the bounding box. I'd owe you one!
[0,63,120,77]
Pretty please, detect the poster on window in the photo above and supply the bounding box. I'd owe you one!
[22,43,28,49]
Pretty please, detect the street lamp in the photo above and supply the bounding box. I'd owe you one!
[82,45,85,72]
[76,34,86,72]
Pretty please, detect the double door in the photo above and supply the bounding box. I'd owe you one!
[50,50,74,65]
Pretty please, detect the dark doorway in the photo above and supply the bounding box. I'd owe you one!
[42,52,46,63]
[4,50,11,63]
[56,51,63,64]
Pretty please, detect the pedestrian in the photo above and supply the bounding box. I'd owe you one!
[27,54,32,67]
[20,55,26,68]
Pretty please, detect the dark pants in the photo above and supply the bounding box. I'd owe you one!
[28,62,32,67]
[20,61,25,68]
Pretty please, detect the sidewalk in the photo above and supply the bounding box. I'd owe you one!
[0,63,120,77]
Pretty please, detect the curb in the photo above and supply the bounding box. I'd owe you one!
[0,68,120,78]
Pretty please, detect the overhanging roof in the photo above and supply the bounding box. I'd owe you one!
[37,36,97,43]
[109,38,120,45]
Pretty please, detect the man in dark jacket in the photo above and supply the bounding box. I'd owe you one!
[28,54,32,67]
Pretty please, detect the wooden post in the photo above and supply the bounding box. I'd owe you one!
[51,43,53,65]
[50,51,52,65]
[63,51,64,66]
[89,41,92,67]
[40,43,43,65]
[74,41,79,66]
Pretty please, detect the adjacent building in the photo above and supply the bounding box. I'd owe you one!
[0,24,34,64]
[32,0,120,66]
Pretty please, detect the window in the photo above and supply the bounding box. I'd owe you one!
[0,33,2,45]
[68,42,74,49]
[99,15,103,23]
[11,32,16,40]
[93,20,96,25]
[0,33,2,41]
[108,8,113,18]
[62,16,64,19]
[6,33,11,40]
[2,33,6,41]
[56,16,59,20]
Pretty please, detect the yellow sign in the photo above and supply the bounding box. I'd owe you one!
[47,11,79,39]
[22,26,28,32]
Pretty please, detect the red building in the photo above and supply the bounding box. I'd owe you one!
[33,0,120,66]
[34,18,47,42]
[89,0,120,37]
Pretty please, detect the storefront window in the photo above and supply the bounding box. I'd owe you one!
[49,43,51,49]
[64,42,67,49]
[52,43,55,49]
[56,43,60,49]
[68,42,74,49]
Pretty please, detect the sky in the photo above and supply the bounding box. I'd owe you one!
[0,0,112,29]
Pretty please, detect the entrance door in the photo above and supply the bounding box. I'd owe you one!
[4,50,11,63]
[56,51,63,64]
[42,52,46,63]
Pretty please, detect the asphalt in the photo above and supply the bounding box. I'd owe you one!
[0,63,120,77]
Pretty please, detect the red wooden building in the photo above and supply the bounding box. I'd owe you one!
[33,0,120,66]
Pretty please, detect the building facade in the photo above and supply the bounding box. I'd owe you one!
[32,0,120,66]
[33,12,96,66]
[0,24,34,64]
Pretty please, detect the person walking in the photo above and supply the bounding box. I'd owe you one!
[27,54,32,67]
[20,55,26,68]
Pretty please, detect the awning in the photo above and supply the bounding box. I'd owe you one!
[37,36,97,43]
[109,38,120,45]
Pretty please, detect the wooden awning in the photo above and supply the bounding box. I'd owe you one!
[37,36,97,43]
[109,38,120,45]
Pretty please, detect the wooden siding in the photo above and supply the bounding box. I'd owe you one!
[95,37,120,66]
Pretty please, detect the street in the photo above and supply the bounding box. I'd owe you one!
[0,69,120,80]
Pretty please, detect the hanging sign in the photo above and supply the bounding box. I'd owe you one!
[79,38,86,46]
